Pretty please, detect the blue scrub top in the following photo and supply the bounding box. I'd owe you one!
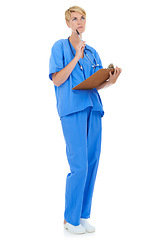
[49,38,105,119]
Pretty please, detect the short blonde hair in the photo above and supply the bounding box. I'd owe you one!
[65,6,86,23]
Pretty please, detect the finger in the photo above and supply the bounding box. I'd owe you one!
[116,69,121,77]
[114,70,120,77]
[116,67,121,73]
[117,67,122,72]
[79,41,86,47]
[109,71,113,79]
[118,68,122,74]
[81,43,86,49]
[114,67,118,76]
[117,70,121,76]
[82,43,86,48]
[116,71,120,77]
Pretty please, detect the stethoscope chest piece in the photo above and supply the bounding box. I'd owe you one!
[80,65,83,70]
[92,64,99,69]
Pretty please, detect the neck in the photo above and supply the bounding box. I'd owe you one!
[70,31,82,44]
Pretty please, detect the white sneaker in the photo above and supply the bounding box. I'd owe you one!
[80,218,95,233]
[64,222,86,234]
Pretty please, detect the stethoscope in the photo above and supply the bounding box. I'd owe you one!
[68,37,99,71]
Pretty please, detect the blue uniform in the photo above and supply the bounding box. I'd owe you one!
[49,38,104,226]
[49,38,104,120]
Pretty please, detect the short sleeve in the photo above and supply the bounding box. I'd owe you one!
[49,40,64,80]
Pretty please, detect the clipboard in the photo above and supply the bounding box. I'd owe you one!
[72,67,115,90]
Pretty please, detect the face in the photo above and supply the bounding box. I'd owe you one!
[66,11,86,34]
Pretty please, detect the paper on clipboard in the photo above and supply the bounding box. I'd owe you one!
[72,68,114,90]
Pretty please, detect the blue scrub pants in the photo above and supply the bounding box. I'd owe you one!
[60,106,102,226]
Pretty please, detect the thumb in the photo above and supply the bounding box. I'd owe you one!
[109,70,112,77]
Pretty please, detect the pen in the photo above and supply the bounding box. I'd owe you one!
[76,29,85,59]
[76,29,83,41]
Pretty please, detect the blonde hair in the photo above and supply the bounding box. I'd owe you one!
[65,6,86,23]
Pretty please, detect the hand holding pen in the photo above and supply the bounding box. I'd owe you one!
[75,29,85,60]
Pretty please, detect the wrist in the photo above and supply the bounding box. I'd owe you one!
[74,55,80,62]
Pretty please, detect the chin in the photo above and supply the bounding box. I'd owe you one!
[78,28,85,33]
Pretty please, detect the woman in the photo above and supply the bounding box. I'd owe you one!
[49,6,122,234]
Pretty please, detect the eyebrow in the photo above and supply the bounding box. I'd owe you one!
[71,15,85,19]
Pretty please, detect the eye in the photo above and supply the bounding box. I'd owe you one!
[73,18,77,21]
[81,16,85,20]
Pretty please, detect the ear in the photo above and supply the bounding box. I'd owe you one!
[66,21,70,28]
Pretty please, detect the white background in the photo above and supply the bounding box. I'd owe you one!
[0,0,160,239]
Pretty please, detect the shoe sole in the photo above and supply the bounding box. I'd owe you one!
[64,224,86,234]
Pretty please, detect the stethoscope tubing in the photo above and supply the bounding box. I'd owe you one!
[68,37,99,71]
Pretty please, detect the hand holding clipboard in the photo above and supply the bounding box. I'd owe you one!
[72,64,122,90]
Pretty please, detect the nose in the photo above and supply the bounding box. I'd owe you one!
[77,19,83,25]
